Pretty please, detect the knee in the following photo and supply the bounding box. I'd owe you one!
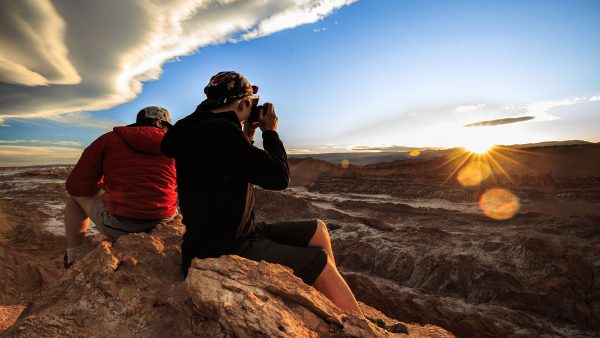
[316,219,329,236]
[313,254,336,285]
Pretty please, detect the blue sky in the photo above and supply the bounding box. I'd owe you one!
[1,0,599,165]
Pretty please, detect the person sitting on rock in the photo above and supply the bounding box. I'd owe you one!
[160,71,363,315]
[64,106,179,267]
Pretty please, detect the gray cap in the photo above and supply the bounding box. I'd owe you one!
[136,106,172,127]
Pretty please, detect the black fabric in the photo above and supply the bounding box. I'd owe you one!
[233,220,327,285]
[161,109,289,273]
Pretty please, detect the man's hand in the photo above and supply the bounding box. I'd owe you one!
[259,103,278,132]
[243,120,259,142]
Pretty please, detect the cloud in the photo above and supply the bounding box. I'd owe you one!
[332,92,600,148]
[463,116,535,127]
[350,145,422,152]
[0,140,81,146]
[0,145,82,166]
[453,93,600,126]
[525,94,600,121]
[0,0,81,86]
[454,104,486,113]
[0,0,357,122]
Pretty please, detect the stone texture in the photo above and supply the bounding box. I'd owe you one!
[2,221,452,337]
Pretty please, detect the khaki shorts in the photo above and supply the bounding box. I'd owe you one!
[90,195,177,239]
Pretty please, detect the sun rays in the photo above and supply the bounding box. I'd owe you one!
[432,145,551,220]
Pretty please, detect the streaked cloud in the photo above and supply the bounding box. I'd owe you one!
[525,94,600,121]
[350,145,424,152]
[332,92,600,149]
[0,0,357,122]
[0,0,80,86]
[454,93,600,127]
[0,140,81,146]
[464,116,535,127]
[454,104,486,113]
[0,145,82,167]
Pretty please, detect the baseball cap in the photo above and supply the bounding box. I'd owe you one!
[203,71,258,105]
[136,106,172,127]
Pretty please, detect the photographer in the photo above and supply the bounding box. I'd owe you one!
[161,71,363,315]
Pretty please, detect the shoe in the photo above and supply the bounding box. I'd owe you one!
[63,253,72,269]
[368,317,409,334]
[386,322,408,334]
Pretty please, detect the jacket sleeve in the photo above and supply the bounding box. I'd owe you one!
[66,134,107,196]
[188,124,289,190]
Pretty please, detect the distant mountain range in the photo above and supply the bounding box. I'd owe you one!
[499,140,592,148]
[289,140,595,165]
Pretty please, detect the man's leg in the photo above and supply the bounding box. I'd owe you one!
[307,220,362,315]
[312,258,363,315]
[64,190,103,248]
[308,219,336,265]
[249,219,362,314]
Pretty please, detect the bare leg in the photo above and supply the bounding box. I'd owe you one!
[308,219,336,265]
[64,191,103,248]
[65,197,90,248]
[313,258,363,315]
[308,220,362,315]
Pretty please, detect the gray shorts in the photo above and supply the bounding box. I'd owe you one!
[90,195,177,239]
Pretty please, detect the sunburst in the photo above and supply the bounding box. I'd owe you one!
[433,145,551,220]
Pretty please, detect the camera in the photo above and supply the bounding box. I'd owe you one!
[248,100,264,123]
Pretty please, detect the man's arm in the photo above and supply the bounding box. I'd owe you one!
[199,124,289,190]
[66,134,107,196]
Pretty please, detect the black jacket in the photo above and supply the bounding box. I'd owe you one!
[161,109,289,269]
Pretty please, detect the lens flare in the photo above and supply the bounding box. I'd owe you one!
[409,150,421,157]
[341,159,350,169]
[479,188,520,220]
[457,161,491,186]
[465,143,494,154]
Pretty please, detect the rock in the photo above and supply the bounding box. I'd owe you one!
[2,221,452,337]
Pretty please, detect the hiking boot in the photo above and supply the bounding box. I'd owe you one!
[63,253,72,269]
[386,322,409,334]
[368,317,409,334]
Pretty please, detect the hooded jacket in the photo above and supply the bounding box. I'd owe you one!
[160,109,289,268]
[66,126,178,219]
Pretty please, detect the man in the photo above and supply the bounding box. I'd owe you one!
[160,71,363,315]
[64,106,178,267]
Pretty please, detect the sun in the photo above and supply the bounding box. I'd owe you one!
[464,141,495,154]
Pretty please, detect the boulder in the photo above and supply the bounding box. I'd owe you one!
[3,222,453,337]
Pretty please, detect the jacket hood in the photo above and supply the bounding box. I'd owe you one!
[114,126,165,155]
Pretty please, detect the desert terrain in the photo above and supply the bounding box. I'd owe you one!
[1,143,599,337]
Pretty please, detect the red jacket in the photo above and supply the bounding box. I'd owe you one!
[66,126,178,219]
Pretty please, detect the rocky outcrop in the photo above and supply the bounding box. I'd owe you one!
[2,221,452,337]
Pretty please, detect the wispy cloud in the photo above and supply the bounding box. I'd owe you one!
[454,104,486,114]
[464,116,535,127]
[0,0,80,86]
[332,92,600,148]
[454,93,600,127]
[0,0,357,122]
[524,94,600,121]
[0,140,82,147]
[350,145,423,152]
[0,145,82,167]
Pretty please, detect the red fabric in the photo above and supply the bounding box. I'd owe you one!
[66,126,177,219]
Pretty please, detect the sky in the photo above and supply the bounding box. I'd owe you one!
[1,0,599,166]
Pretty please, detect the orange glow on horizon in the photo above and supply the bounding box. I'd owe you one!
[464,143,495,155]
